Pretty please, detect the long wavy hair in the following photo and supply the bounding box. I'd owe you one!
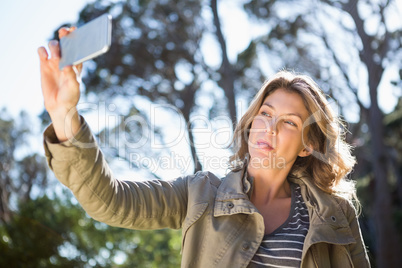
[229,71,358,203]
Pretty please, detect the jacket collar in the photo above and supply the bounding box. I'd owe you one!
[213,167,258,217]
[288,170,352,229]
[288,170,356,246]
[213,165,356,245]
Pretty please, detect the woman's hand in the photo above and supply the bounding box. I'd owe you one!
[38,27,83,141]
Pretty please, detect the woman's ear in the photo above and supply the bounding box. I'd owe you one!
[298,145,312,157]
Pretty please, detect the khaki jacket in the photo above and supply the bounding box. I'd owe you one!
[44,119,370,267]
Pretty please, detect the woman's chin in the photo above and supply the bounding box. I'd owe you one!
[248,153,287,170]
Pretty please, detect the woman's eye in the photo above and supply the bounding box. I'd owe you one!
[261,111,272,117]
[285,120,297,127]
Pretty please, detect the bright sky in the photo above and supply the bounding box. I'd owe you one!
[0,0,258,118]
[0,0,93,117]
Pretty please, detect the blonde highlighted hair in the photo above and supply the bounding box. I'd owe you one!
[230,71,358,203]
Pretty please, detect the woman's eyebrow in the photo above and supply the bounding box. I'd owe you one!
[262,102,303,121]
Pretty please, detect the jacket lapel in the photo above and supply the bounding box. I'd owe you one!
[213,166,356,245]
[288,172,355,237]
[213,169,259,217]
[288,171,356,264]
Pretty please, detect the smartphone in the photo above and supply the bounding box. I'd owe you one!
[59,13,112,69]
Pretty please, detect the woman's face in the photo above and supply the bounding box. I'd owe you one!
[248,88,310,170]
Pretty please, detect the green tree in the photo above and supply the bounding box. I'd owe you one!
[0,110,182,267]
[0,109,48,224]
[0,191,181,267]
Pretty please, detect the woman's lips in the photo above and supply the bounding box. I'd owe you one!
[256,139,274,151]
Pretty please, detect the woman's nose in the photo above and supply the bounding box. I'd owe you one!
[265,129,276,135]
[264,119,277,135]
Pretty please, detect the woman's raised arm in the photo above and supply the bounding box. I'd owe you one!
[38,27,82,142]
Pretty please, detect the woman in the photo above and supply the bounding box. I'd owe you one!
[38,28,370,267]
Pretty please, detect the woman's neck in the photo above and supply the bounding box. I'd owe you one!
[247,164,292,204]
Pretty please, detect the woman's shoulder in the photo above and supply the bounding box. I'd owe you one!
[314,187,359,223]
[178,170,224,207]
[289,173,358,222]
[183,170,222,190]
[331,193,359,218]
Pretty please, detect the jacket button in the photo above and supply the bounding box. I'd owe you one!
[242,243,250,251]
[331,216,336,222]
[226,202,234,209]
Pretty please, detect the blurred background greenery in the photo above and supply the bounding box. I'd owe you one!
[0,0,401,267]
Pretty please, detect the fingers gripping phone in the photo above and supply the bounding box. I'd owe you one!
[59,14,112,70]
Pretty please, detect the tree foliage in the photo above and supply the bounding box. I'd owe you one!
[0,110,181,267]
[0,110,48,223]
[0,191,181,267]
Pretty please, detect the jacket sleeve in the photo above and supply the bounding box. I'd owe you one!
[43,117,188,230]
[343,200,371,267]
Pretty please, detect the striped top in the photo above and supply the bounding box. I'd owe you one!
[248,183,310,268]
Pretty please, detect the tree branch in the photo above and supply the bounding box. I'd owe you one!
[210,0,237,126]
